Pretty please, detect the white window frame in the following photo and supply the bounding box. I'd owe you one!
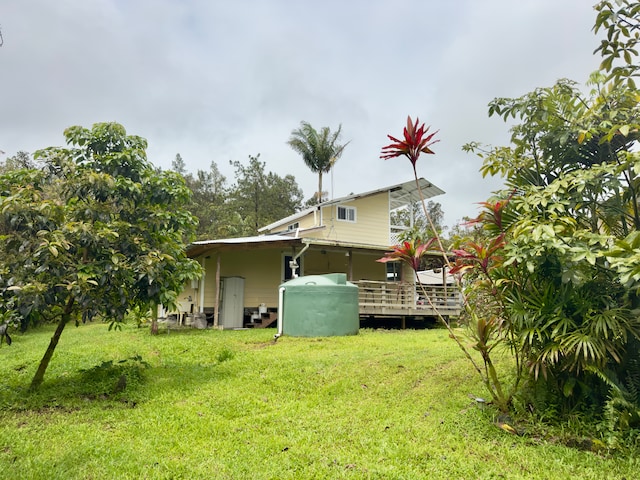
[337,205,356,223]
[287,222,299,231]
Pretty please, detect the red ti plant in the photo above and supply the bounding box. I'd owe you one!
[450,234,506,279]
[376,238,439,274]
[378,118,514,412]
[380,116,447,257]
[381,116,439,177]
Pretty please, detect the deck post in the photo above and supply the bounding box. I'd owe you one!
[443,268,447,304]
[214,254,221,327]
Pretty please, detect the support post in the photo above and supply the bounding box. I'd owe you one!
[214,254,221,327]
[199,258,205,313]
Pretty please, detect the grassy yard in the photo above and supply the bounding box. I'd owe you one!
[0,323,637,479]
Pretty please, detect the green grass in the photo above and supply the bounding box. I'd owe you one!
[0,323,638,479]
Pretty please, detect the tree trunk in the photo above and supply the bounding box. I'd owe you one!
[29,297,74,391]
[317,172,323,204]
[150,303,158,335]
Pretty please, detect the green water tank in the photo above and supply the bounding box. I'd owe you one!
[280,273,359,337]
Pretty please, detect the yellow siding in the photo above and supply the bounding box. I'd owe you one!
[297,211,318,230]
[192,249,284,312]
[318,192,389,246]
[264,192,391,246]
[267,210,318,234]
[184,246,388,316]
[302,249,386,281]
[351,252,387,281]
[304,250,349,276]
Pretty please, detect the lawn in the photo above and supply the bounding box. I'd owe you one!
[0,323,637,479]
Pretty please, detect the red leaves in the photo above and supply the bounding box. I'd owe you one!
[466,191,515,234]
[449,235,506,276]
[377,237,440,272]
[380,116,439,169]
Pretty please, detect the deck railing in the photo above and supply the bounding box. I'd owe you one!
[353,280,461,317]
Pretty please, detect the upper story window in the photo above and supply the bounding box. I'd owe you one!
[287,222,299,231]
[337,205,356,223]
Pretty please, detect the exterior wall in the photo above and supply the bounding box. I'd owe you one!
[302,249,386,281]
[351,252,387,281]
[294,211,318,230]
[268,210,318,235]
[318,192,389,246]
[184,246,388,315]
[195,248,285,312]
[263,192,391,246]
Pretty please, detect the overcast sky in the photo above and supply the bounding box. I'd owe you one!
[1,1,602,228]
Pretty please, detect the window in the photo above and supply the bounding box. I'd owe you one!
[287,222,299,231]
[386,262,402,281]
[337,206,356,222]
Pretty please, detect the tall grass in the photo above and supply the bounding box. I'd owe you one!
[0,323,637,479]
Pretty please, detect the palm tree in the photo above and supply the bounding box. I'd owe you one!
[287,121,348,204]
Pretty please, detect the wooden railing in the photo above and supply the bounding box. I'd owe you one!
[353,280,461,317]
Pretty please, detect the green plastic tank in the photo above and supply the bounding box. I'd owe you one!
[280,273,359,337]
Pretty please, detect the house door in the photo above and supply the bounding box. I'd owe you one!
[219,277,244,329]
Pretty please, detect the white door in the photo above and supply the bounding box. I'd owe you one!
[220,277,244,328]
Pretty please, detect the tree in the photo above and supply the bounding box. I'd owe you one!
[594,0,640,87]
[188,161,233,239]
[0,123,201,389]
[228,154,303,235]
[455,1,640,421]
[171,153,187,175]
[391,200,446,241]
[287,121,348,204]
[0,151,36,173]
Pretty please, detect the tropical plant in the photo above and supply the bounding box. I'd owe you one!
[0,122,201,389]
[379,118,514,412]
[287,121,348,204]
[455,1,640,429]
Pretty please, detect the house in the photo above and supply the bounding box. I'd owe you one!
[173,178,461,328]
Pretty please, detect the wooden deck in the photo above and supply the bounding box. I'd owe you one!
[353,280,461,318]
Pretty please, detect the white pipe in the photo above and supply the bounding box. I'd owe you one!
[274,286,285,340]
[291,242,310,278]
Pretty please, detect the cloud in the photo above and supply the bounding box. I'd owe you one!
[1,0,601,227]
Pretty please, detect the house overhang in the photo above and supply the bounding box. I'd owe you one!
[187,234,444,260]
[187,235,305,258]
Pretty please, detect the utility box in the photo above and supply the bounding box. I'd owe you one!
[280,273,359,337]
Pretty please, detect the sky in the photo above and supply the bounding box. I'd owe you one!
[1,0,602,229]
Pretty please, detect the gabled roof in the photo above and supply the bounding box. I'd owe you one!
[258,178,444,233]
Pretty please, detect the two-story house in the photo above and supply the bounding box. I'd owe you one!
[173,178,459,329]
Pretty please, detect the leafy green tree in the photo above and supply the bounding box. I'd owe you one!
[228,154,303,235]
[0,123,201,389]
[287,121,348,204]
[178,160,232,239]
[455,1,640,420]
[171,153,187,175]
[0,150,36,173]
[594,0,640,87]
[391,200,446,241]
[190,161,231,239]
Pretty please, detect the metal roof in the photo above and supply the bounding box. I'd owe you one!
[186,235,395,258]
